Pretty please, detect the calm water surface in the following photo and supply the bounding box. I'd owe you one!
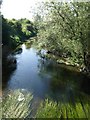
[3,44,90,101]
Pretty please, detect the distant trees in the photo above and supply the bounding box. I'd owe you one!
[2,17,10,45]
[2,16,37,48]
[34,1,90,72]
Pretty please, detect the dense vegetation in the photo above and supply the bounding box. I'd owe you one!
[1,1,90,119]
[2,1,90,74]
[1,89,33,118]
[0,89,90,119]
[2,16,37,80]
[2,16,37,48]
[34,1,90,74]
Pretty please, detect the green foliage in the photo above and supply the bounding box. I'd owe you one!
[2,17,10,45]
[1,89,33,118]
[34,1,90,67]
[36,99,61,118]
[2,17,37,49]
[36,96,90,118]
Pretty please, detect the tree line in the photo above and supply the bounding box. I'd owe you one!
[2,16,37,48]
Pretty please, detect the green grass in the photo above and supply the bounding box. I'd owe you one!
[1,89,33,118]
[36,96,90,119]
[36,99,61,118]
[1,89,90,119]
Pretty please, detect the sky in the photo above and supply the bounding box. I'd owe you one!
[1,0,47,20]
[1,0,87,20]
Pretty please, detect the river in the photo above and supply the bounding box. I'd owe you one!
[2,43,90,118]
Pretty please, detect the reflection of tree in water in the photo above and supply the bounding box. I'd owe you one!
[2,46,23,89]
[37,56,90,102]
[2,55,17,89]
[37,56,54,76]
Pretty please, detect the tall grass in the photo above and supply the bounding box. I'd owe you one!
[1,89,90,119]
[36,96,90,119]
[1,89,33,118]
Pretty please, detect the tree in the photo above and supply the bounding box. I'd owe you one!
[35,1,90,72]
[2,17,37,48]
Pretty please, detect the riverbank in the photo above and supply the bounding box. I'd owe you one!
[2,43,90,118]
[33,40,90,77]
[3,40,89,78]
[1,88,90,119]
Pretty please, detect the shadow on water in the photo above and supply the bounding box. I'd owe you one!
[2,58,17,89]
[2,44,90,117]
[37,57,90,102]
[2,47,23,90]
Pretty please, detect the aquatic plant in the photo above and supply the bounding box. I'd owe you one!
[36,96,90,119]
[2,89,33,118]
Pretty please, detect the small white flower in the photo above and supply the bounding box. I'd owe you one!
[18,93,25,101]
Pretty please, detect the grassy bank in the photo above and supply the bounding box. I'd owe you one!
[36,95,90,119]
[0,89,90,119]
[1,89,33,118]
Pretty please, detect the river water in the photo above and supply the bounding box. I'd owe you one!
[2,43,90,117]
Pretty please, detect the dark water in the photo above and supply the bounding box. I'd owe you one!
[3,44,90,101]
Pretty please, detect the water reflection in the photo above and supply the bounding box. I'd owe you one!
[3,44,90,102]
[37,56,90,101]
[2,51,19,89]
